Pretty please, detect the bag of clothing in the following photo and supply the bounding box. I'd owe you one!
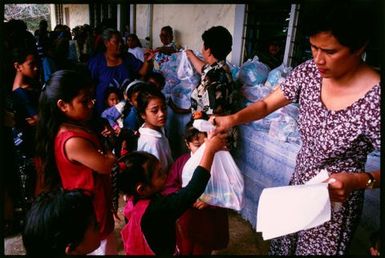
[181,142,244,211]
[238,56,270,87]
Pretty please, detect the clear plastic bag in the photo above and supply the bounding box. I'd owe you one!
[177,50,194,80]
[181,142,244,211]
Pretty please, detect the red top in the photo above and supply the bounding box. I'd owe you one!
[121,197,155,255]
[55,129,114,239]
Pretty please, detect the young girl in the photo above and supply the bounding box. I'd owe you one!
[35,70,117,255]
[104,86,122,109]
[136,86,173,172]
[162,122,229,254]
[10,47,40,211]
[101,80,146,155]
[118,133,227,255]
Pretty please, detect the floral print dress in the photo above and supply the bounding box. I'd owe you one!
[269,60,381,255]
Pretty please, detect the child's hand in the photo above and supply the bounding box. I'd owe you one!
[193,199,209,210]
[114,126,121,136]
[100,126,113,138]
[192,111,203,120]
[205,132,227,153]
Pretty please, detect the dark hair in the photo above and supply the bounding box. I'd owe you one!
[146,72,166,91]
[117,151,159,198]
[304,0,376,52]
[22,189,96,257]
[104,86,123,104]
[35,70,93,190]
[161,26,173,36]
[202,26,232,60]
[184,120,207,143]
[127,33,142,48]
[10,47,38,64]
[136,85,166,115]
[101,28,121,52]
[126,81,147,99]
[102,28,121,42]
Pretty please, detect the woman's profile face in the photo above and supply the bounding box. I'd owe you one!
[309,31,364,79]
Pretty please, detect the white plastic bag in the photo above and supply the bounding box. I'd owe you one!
[181,142,244,211]
[177,50,194,80]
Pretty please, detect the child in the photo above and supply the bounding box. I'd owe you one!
[101,80,147,155]
[104,86,122,109]
[162,122,229,254]
[145,71,166,92]
[10,47,40,211]
[136,86,173,173]
[22,189,100,256]
[118,133,227,255]
[35,70,117,255]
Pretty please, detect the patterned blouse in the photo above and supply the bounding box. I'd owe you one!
[190,60,233,119]
[269,59,381,255]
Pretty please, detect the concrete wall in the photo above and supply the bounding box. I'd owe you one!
[135,4,236,61]
[62,4,89,30]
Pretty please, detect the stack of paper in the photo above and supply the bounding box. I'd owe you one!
[256,169,331,240]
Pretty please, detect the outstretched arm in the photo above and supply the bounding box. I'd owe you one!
[185,49,205,75]
[212,86,291,132]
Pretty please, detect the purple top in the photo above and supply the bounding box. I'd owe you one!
[280,60,380,184]
[88,52,142,114]
[269,59,381,255]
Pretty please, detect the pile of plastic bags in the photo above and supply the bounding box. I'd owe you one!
[237,56,301,144]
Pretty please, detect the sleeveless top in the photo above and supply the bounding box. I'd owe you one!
[55,129,114,239]
[121,198,155,255]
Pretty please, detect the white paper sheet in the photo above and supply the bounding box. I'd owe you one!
[256,170,331,240]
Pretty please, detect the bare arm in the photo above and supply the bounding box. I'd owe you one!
[138,49,156,78]
[212,86,291,132]
[65,137,116,174]
[185,49,205,75]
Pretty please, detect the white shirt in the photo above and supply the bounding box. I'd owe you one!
[137,124,173,172]
[128,47,145,62]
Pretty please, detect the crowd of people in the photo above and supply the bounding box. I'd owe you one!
[2,0,380,256]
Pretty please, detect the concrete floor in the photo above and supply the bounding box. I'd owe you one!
[3,197,370,255]
[4,200,269,255]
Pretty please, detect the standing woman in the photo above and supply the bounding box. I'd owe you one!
[212,1,380,255]
[88,28,154,114]
[185,26,234,121]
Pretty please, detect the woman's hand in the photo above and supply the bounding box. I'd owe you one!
[144,49,156,62]
[185,49,195,60]
[209,115,234,135]
[326,173,359,202]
